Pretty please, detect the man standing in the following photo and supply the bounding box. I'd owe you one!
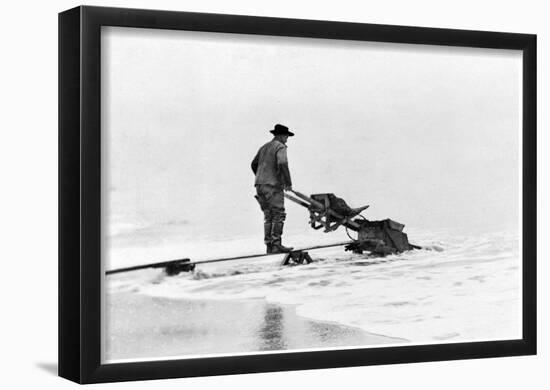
[251,124,295,254]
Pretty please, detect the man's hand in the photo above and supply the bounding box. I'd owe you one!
[284,185,293,192]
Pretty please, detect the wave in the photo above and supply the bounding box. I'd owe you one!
[106,229,521,344]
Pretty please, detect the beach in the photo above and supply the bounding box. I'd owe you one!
[104,291,400,362]
[104,226,521,362]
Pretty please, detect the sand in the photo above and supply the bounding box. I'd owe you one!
[104,292,401,362]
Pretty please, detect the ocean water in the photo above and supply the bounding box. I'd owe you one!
[106,224,521,345]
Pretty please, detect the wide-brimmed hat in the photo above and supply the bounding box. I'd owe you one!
[270,124,295,136]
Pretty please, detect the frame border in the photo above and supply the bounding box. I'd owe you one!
[59,6,536,384]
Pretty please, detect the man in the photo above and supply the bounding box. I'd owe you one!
[251,124,295,254]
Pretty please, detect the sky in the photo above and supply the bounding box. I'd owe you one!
[101,26,522,243]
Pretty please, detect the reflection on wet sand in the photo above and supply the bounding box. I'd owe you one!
[105,292,400,362]
[258,305,287,351]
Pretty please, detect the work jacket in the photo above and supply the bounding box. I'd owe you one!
[251,139,292,188]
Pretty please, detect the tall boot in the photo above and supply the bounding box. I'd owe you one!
[271,222,293,253]
[264,222,273,254]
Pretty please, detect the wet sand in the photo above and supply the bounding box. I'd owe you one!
[104,292,401,362]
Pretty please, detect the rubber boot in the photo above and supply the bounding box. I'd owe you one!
[264,222,273,254]
[271,222,293,253]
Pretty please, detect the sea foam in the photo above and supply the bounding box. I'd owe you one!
[106,228,521,344]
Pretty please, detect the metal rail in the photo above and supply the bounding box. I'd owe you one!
[105,240,354,275]
[105,259,190,275]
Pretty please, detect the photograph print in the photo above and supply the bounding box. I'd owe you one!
[101,25,523,363]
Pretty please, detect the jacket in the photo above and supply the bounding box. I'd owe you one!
[251,139,292,187]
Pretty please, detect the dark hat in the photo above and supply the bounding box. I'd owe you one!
[270,123,295,136]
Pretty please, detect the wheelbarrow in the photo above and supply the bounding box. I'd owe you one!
[284,189,419,255]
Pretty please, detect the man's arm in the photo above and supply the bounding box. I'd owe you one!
[276,148,292,190]
[251,152,259,175]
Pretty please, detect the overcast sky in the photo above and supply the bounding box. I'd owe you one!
[101,26,521,238]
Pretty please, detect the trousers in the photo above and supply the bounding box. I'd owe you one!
[255,184,286,223]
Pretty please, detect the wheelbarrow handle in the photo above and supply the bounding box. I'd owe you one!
[283,193,311,209]
[287,190,325,209]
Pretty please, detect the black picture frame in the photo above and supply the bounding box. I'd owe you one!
[59,5,536,384]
